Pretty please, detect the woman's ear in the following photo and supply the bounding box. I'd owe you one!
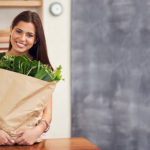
[10,25,12,33]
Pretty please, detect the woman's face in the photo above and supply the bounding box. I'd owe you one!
[10,21,36,54]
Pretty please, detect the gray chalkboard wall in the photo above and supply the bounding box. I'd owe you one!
[71,0,150,150]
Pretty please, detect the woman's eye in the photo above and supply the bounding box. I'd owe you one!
[16,29,22,34]
[27,33,34,38]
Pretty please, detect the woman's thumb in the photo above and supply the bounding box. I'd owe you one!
[13,130,24,136]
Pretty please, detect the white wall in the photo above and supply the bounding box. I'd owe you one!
[0,0,71,138]
[42,0,71,138]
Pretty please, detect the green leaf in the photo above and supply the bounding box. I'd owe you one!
[0,54,63,82]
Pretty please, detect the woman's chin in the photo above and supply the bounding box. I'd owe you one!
[13,47,28,54]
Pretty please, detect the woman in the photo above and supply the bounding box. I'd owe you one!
[0,11,53,145]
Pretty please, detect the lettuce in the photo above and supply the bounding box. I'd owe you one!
[0,54,63,82]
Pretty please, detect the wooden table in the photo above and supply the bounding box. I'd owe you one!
[0,137,101,150]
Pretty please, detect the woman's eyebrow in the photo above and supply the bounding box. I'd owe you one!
[16,28,22,30]
[27,32,35,37]
[16,28,35,35]
[27,32,34,35]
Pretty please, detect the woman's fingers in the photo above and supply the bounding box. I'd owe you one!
[15,136,32,145]
[13,130,24,136]
[0,130,14,145]
[0,138,7,145]
[15,135,26,145]
[16,138,28,145]
[0,138,12,145]
[6,136,15,145]
[11,130,23,142]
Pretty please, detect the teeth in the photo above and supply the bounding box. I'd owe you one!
[16,42,25,48]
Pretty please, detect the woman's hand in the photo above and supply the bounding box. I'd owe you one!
[0,130,14,145]
[14,124,45,145]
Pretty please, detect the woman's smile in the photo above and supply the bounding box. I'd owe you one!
[16,42,26,48]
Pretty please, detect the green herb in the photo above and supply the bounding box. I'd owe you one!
[0,54,63,82]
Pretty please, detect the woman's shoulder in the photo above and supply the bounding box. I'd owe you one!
[0,52,6,59]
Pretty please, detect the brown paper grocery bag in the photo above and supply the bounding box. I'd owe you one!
[0,69,56,140]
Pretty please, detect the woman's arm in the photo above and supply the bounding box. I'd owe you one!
[15,95,52,145]
[36,94,53,133]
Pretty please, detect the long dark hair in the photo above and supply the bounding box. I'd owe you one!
[9,11,53,71]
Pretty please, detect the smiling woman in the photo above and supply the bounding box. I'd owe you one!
[0,11,54,146]
[8,21,36,59]
[7,11,53,69]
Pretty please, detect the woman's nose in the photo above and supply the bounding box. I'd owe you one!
[20,34,26,41]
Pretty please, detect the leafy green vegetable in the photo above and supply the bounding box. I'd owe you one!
[0,54,63,82]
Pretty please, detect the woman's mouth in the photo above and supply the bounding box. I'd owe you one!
[16,42,25,48]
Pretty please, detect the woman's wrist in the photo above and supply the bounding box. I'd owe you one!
[35,119,50,134]
[34,123,46,135]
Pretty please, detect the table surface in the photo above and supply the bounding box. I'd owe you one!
[0,137,101,150]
